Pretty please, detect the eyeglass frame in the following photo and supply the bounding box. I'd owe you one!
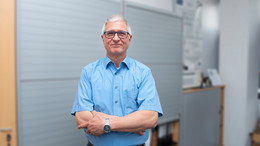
[103,31,130,39]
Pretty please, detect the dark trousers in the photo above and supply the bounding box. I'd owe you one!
[87,142,93,146]
[87,141,145,146]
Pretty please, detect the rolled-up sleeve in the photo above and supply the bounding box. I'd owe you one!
[71,68,94,115]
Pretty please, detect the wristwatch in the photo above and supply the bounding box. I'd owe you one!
[103,118,111,133]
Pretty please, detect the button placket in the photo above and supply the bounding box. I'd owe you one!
[113,72,121,115]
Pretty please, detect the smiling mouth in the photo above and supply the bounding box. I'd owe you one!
[111,44,122,47]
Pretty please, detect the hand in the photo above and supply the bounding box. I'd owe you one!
[78,111,105,136]
[77,111,100,129]
[132,129,146,135]
[135,129,146,135]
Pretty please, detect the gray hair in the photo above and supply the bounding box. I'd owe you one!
[101,14,132,35]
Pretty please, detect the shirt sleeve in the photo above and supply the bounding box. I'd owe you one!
[71,68,94,115]
[137,70,163,117]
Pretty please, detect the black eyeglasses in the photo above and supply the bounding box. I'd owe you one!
[104,31,129,39]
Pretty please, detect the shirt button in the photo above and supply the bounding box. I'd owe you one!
[115,101,118,103]
[115,72,117,75]
[115,86,118,89]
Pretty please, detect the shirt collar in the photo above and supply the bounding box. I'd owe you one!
[122,55,130,70]
[104,55,130,70]
[104,56,112,68]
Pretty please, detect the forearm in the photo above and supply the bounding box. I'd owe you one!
[109,110,158,132]
[77,110,158,135]
[117,127,146,134]
[75,111,93,128]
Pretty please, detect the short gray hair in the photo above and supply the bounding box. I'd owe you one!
[101,14,132,35]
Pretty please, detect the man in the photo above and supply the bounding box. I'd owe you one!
[71,14,163,146]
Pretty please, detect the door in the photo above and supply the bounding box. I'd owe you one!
[0,0,17,146]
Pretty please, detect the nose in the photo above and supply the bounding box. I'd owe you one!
[113,33,120,41]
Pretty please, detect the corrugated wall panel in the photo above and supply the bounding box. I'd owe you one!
[126,5,182,123]
[148,65,182,124]
[17,0,121,146]
[20,80,85,145]
[19,0,118,80]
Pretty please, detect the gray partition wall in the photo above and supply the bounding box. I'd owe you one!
[16,0,182,145]
[126,4,182,124]
[17,0,120,146]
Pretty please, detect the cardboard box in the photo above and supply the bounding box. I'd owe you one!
[252,133,260,146]
[252,119,260,146]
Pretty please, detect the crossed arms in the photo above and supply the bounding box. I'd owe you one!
[75,110,158,136]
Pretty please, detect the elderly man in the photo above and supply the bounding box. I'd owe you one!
[71,14,163,146]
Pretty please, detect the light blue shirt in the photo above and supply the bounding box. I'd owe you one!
[71,55,163,146]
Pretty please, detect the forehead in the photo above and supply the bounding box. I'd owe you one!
[105,21,128,31]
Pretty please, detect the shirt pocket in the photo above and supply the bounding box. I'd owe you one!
[124,89,139,115]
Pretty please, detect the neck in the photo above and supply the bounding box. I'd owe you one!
[107,54,126,68]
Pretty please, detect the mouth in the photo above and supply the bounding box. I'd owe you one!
[111,44,122,47]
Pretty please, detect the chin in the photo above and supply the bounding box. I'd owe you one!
[112,52,123,56]
[110,50,125,56]
[111,49,124,54]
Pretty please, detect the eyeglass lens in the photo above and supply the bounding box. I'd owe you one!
[104,31,128,39]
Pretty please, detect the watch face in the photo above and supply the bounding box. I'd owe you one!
[104,125,111,133]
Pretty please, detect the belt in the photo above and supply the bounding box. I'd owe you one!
[87,141,145,146]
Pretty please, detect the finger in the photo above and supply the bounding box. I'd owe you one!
[91,111,97,116]
[139,132,144,135]
[79,122,89,129]
[97,114,103,120]
[78,124,84,129]
[86,129,90,134]
[78,125,82,129]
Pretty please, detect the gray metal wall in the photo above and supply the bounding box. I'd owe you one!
[126,3,182,124]
[17,0,120,145]
[16,0,182,145]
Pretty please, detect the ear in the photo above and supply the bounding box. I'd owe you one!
[129,35,132,41]
[101,35,103,39]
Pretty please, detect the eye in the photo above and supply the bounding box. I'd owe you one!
[106,31,115,36]
[118,31,127,37]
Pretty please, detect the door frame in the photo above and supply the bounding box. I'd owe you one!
[0,0,17,146]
